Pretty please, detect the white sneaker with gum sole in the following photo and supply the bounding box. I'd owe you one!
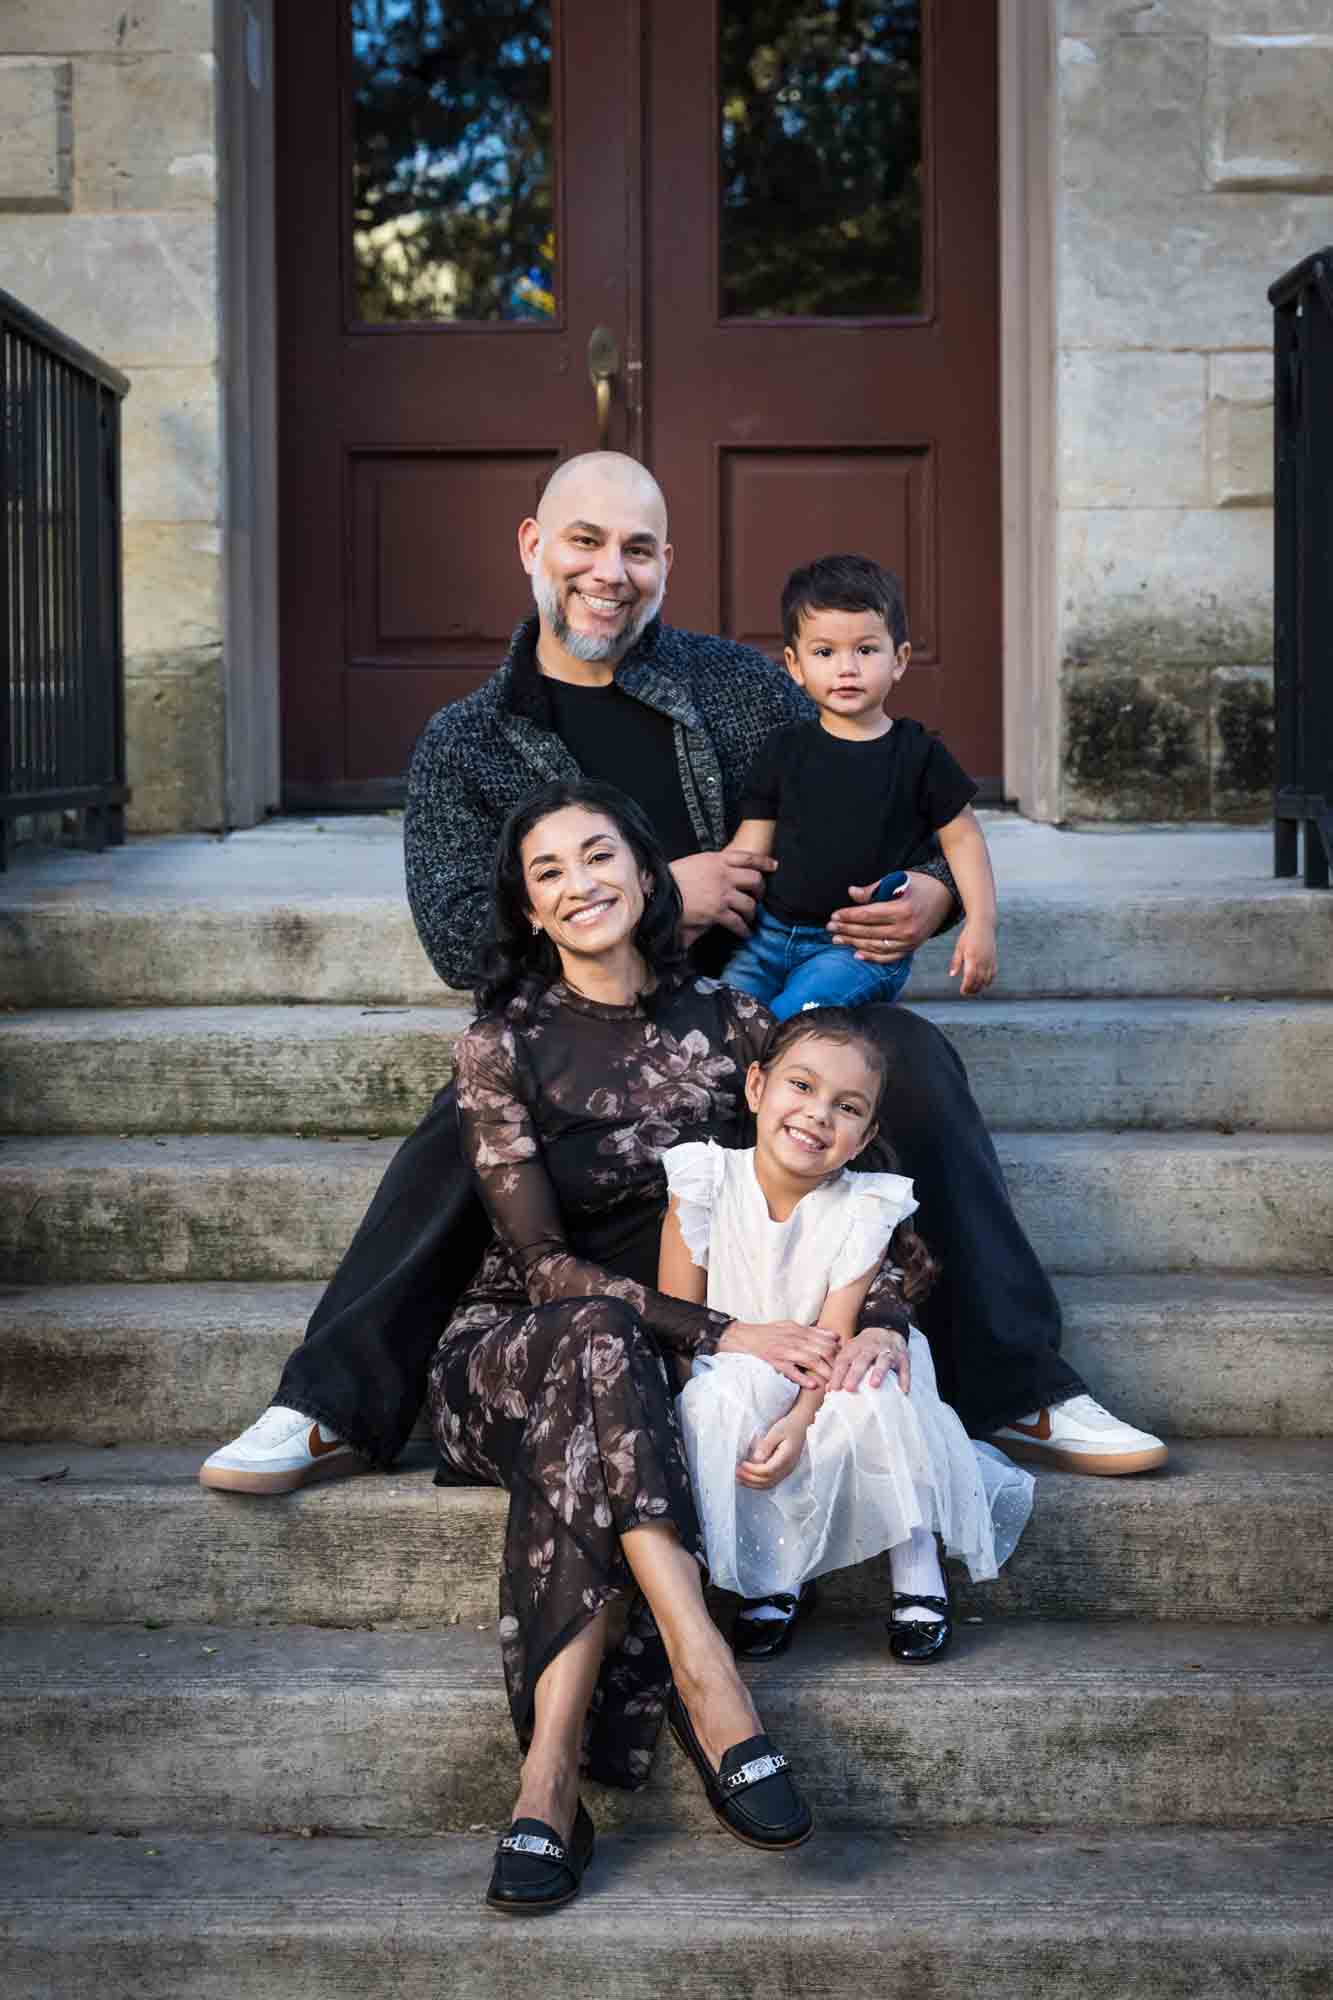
[990,1394,1167,1475]
[198,1405,368,1495]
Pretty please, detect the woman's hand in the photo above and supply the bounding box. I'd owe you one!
[717,1318,840,1389]
[737,1412,809,1490]
[827,1325,911,1396]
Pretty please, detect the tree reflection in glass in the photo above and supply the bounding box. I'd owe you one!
[351,0,555,324]
[720,1,922,319]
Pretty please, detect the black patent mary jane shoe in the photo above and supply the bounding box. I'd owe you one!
[485,1802,595,1915]
[887,1558,953,1664]
[732,1580,818,1661]
[668,1690,813,1850]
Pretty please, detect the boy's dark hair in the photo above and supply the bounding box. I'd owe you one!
[781,553,910,652]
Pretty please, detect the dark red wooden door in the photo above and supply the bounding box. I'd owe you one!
[276,2,1000,801]
[276,1,643,804]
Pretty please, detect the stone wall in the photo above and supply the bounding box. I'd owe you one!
[1055,1,1331,820]
[0,2,223,833]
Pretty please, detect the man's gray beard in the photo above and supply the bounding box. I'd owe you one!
[531,568,664,664]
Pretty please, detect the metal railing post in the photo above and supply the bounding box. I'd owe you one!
[1269,250,1333,889]
[0,288,131,867]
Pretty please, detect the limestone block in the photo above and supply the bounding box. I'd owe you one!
[123,522,222,658]
[1060,351,1206,507]
[1062,2,1333,31]
[120,365,221,523]
[124,648,224,833]
[0,215,217,367]
[0,3,213,54]
[1211,664,1274,819]
[1207,352,1274,506]
[74,54,216,212]
[1207,35,1333,191]
[1063,664,1211,821]
[1059,189,1326,349]
[0,60,71,211]
[1059,507,1272,666]
[1058,34,1205,196]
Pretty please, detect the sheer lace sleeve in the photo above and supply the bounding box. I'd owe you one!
[856,1253,913,1336]
[455,1014,732,1357]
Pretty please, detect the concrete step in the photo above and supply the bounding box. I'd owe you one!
[1,1441,1327,1628]
[3,1276,1331,1446]
[3,1826,1329,1999]
[5,1620,1329,1836]
[6,999,1333,1136]
[3,1132,1330,1284]
[4,821,1333,1008]
[0,1006,467,1136]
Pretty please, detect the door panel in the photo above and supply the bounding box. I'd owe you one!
[647,0,1001,784]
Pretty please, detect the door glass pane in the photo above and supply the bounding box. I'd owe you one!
[719,1,923,319]
[350,0,556,324]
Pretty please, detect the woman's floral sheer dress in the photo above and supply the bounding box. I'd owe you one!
[428,973,916,1788]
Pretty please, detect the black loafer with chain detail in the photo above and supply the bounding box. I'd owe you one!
[668,1690,813,1849]
[485,1801,596,1914]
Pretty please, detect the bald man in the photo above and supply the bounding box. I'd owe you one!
[201,452,1161,1498]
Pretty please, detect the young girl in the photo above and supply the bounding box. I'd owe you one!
[658,1007,1033,1660]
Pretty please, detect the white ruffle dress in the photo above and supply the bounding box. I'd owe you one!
[663,1141,1034,1598]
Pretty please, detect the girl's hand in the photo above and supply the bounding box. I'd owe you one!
[737,1414,808,1490]
[828,1326,911,1396]
[717,1319,839,1390]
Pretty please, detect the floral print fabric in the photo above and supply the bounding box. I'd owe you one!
[428,975,770,1782]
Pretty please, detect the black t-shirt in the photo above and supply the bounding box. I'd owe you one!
[543,677,700,864]
[739,718,977,926]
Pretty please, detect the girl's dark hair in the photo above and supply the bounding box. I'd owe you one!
[472,779,689,1016]
[757,1006,937,1304]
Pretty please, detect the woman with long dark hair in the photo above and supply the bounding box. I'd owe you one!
[429,778,844,1913]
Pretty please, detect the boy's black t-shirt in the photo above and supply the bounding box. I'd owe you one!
[739,718,977,926]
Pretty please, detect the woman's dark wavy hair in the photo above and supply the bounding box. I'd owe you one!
[472,779,689,1016]
[757,1007,938,1306]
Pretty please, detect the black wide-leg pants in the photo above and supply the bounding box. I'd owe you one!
[277,1004,1084,1461]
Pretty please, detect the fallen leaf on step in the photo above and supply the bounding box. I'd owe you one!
[19,1466,68,1482]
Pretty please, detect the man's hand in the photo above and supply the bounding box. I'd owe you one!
[671,849,776,940]
[949,921,998,996]
[827,1326,910,1396]
[737,1412,809,1490]
[826,870,952,962]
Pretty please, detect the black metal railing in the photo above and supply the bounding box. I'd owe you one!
[1,288,131,868]
[1269,250,1333,889]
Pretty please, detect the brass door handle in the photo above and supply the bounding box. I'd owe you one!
[587,327,620,448]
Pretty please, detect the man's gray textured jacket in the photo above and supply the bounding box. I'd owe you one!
[404,613,953,990]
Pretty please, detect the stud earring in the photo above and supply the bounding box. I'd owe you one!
[531,920,541,935]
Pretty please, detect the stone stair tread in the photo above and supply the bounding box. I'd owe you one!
[2,1827,1329,2000]
[3,1440,1330,1628]
[6,997,1333,1135]
[7,822,1333,1009]
[5,1132,1333,1282]
[6,1617,1330,1835]
[9,1612,1328,1694]
[3,1275,1331,1445]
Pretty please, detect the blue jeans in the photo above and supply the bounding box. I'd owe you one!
[723,873,913,1021]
